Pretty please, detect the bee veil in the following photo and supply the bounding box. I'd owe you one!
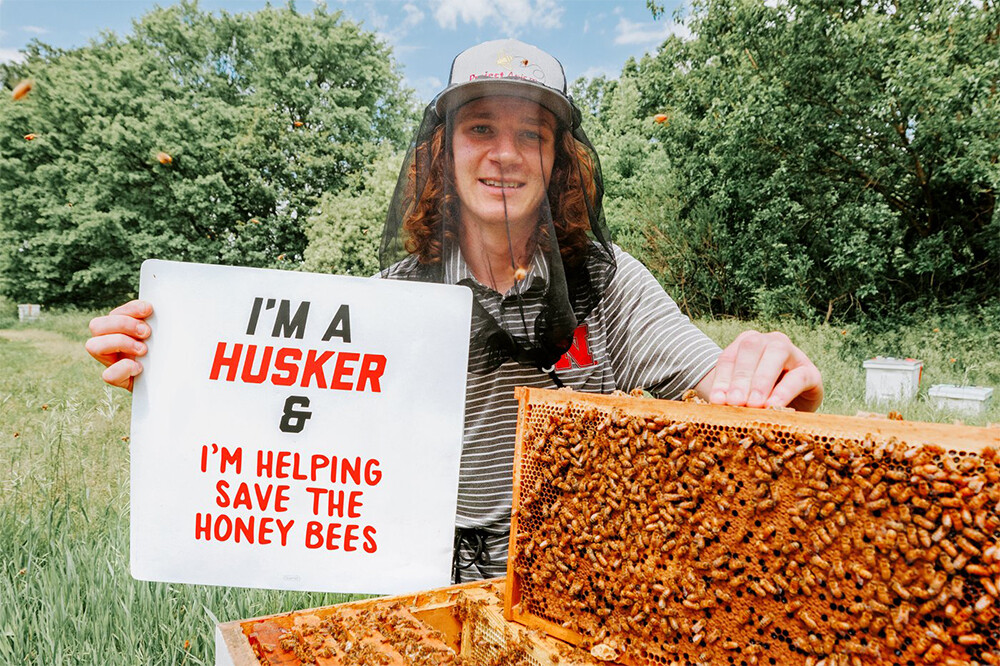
[379,39,616,380]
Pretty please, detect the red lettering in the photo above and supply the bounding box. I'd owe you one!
[257,449,274,477]
[271,347,301,386]
[275,519,294,546]
[303,521,375,551]
[305,521,324,549]
[330,351,359,390]
[323,521,342,550]
[311,454,330,480]
[304,488,362,518]
[234,515,254,542]
[343,524,359,552]
[364,458,382,486]
[215,479,230,508]
[291,453,307,480]
[341,457,361,485]
[272,451,307,480]
[554,325,595,371]
[273,486,290,512]
[255,517,273,545]
[301,350,334,388]
[306,487,344,517]
[220,446,242,473]
[214,514,233,541]
[241,345,272,383]
[209,342,242,381]
[232,482,253,510]
[356,354,386,392]
[194,514,294,545]
[195,512,211,540]
[347,491,364,519]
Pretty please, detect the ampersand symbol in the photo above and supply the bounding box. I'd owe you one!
[279,396,312,433]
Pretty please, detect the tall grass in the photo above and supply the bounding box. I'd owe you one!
[0,314,356,665]
[1,307,997,664]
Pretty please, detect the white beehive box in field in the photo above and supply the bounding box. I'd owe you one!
[17,304,41,322]
[862,356,923,403]
[929,384,994,415]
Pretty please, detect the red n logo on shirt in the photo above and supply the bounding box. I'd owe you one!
[555,325,595,370]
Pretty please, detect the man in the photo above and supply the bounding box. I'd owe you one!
[87,39,822,581]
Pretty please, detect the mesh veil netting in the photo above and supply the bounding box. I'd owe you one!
[379,98,616,376]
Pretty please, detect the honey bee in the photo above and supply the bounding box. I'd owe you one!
[12,80,33,100]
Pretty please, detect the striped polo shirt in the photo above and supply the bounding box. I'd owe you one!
[386,244,721,579]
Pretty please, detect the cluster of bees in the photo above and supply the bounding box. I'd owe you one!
[246,603,461,665]
[511,399,1000,666]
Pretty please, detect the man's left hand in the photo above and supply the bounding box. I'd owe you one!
[696,330,824,412]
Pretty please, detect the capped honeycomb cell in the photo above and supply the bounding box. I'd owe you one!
[505,388,1000,666]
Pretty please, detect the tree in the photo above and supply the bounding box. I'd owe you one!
[303,147,403,278]
[0,2,415,307]
[599,0,998,320]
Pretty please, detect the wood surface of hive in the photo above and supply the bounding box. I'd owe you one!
[222,579,605,666]
[505,388,1000,666]
[243,602,459,665]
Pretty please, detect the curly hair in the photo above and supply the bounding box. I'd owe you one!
[402,124,598,270]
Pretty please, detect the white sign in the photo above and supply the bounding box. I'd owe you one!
[130,260,471,594]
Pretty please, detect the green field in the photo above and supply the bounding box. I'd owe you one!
[1,309,997,664]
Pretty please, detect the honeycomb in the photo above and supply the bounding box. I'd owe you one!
[505,388,1000,666]
[232,579,605,665]
[243,602,460,665]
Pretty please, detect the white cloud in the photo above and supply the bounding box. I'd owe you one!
[580,65,617,80]
[21,25,49,35]
[402,3,424,28]
[0,47,25,64]
[406,75,444,103]
[613,16,689,45]
[368,1,425,48]
[433,0,563,33]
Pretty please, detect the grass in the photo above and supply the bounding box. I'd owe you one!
[0,311,359,665]
[698,313,1000,425]
[1,307,997,664]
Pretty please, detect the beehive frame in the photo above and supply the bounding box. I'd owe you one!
[505,387,1000,666]
[215,578,605,665]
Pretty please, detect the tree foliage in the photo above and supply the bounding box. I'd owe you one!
[0,2,414,307]
[302,147,402,278]
[590,0,998,321]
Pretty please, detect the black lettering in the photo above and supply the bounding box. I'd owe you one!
[321,304,352,343]
[246,297,263,335]
[272,300,310,339]
[279,395,312,433]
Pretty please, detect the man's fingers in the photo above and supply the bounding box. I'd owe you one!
[747,335,796,408]
[101,358,142,392]
[108,299,153,319]
[88,313,152,340]
[709,330,758,404]
[765,364,823,411]
[721,331,766,406]
[85,333,147,366]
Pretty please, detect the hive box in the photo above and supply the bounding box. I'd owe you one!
[215,579,601,665]
[17,304,40,322]
[928,384,994,416]
[862,356,923,403]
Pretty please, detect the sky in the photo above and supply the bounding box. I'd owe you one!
[0,0,688,103]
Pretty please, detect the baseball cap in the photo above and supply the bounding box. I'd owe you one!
[434,39,576,128]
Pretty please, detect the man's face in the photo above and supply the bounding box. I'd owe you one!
[451,96,557,236]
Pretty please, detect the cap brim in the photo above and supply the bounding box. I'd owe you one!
[435,78,574,127]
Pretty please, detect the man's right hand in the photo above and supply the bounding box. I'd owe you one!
[85,299,153,392]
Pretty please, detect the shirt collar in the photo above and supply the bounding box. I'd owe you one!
[443,242,550,296]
